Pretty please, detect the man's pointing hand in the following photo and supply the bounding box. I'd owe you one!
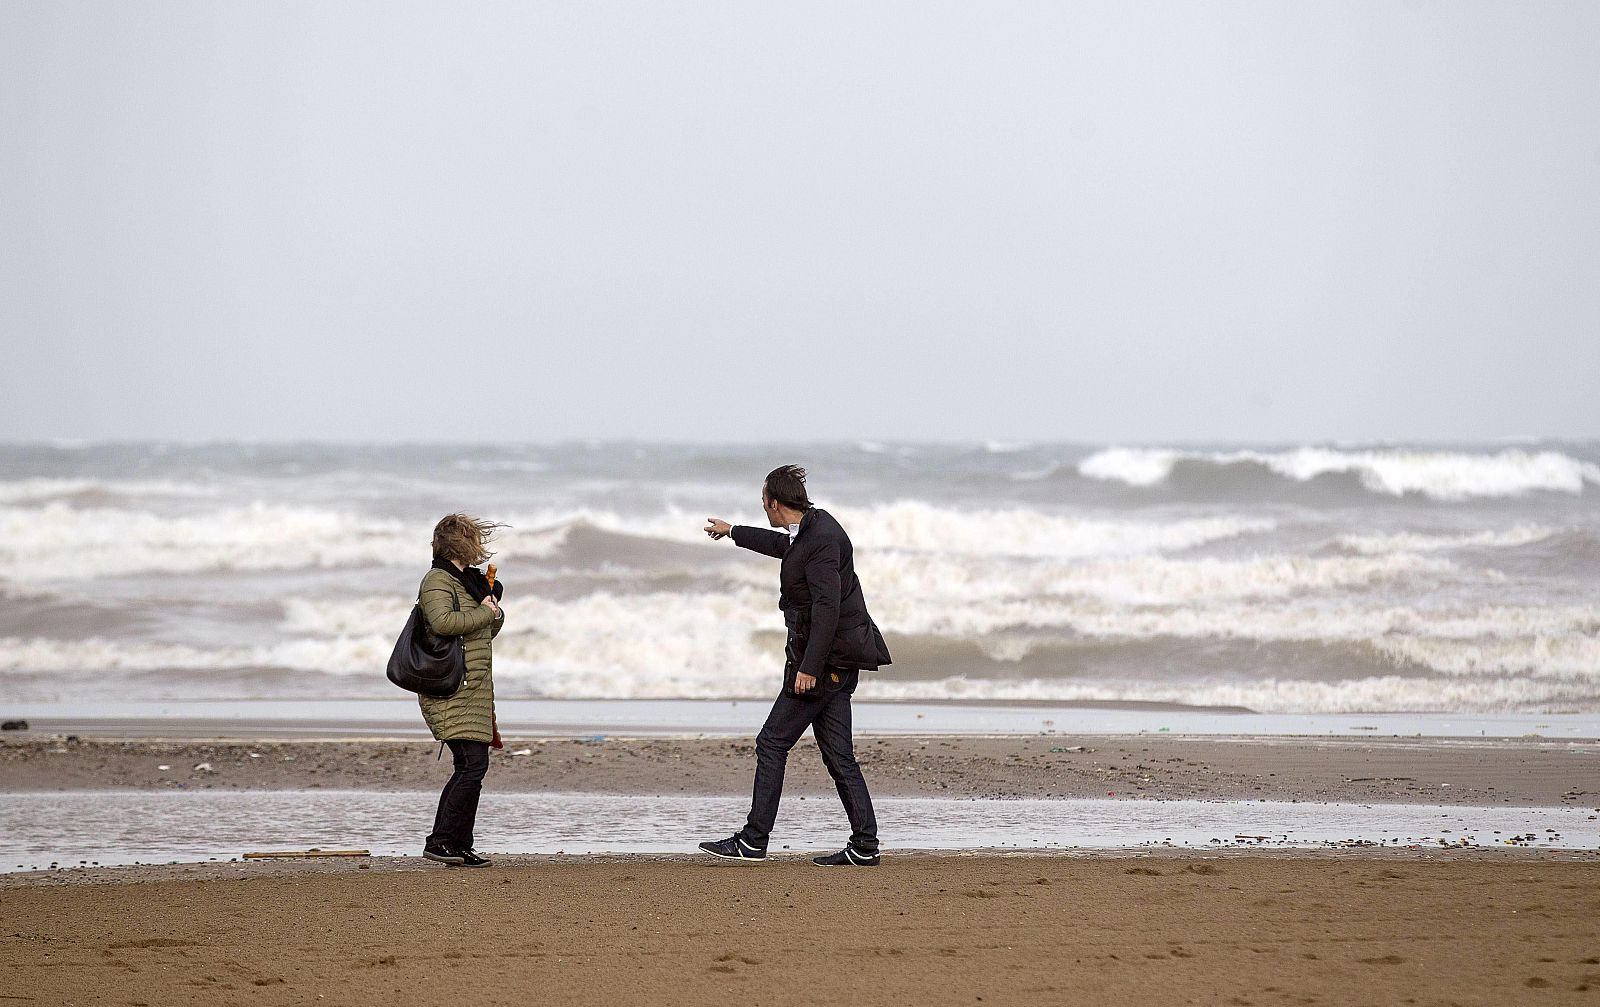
[705,518,732,540]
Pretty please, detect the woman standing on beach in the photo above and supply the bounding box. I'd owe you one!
[418,514,506,868]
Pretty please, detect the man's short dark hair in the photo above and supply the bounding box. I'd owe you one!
[763,464,812,511]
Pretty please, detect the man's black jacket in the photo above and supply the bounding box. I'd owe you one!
[731,508,892,682]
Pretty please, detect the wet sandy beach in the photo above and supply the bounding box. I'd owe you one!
[3,851,1598,1006]
[5,731,1598,1004]
[5,733,1596,807]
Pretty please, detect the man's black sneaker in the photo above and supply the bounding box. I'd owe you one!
[812,846,880,867]
[457,848,491,868]
[423,842,465,865]
[697,835,767,861]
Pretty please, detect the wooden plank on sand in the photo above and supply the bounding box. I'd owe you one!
[242,849,371,859]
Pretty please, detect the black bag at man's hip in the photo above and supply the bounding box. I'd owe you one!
[829,618,893,670]
[785,608,893,672]
[782,611,892,698]
[386,604,467,697]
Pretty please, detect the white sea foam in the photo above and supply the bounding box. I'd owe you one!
[6,439,1596,713]
[838,502,1275,559]
[162,588,1600,691]
[860,551,1465,615]
[1372,634,1600,679]
[0,503,419,580]
[868,600,1597,658]
[1026,602,1600,647]
[1078,447,1600,500]
[927,612,1600,681]
[2,497,1279,582]
[0,587,784,695]
[0,635,392,676]
[0,582,63,602]
[0,503,574,581]
[550,503,1276,560]
[1337,525,1555,554]
[1077,449,1175,487]
[280,597,411,637]
[0,478,220,503]
[862,674,1596,713]
[9,630,1587,709]
[0,478,1301,585]
[279,587,1597,660]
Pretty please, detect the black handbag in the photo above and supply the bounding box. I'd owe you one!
[785,607,893,673]
[386,602,467,698]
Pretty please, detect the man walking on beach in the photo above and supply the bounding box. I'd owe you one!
[699,465,892,866]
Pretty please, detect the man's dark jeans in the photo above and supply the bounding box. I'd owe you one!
[738,670,879,854]
[429,739,489,850]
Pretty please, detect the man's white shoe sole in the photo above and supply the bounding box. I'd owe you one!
[698,847,766,862]
[814,848,881,866]
[423,851,466,865]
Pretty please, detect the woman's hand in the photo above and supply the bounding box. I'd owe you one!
[481,595,501,615]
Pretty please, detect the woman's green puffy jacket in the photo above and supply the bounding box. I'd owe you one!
[416,568,504,742]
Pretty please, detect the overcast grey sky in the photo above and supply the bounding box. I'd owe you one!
[1,2,1596,444]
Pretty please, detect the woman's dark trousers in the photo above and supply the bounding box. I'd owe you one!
[429,739,489,850]
[737,670,879,854]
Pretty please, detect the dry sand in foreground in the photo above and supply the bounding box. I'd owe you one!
[3,853,1598,1006]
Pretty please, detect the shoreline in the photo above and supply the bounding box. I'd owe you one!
[7,727,1599,1002]
[6,734,1597,807]
[7,699,1598,742]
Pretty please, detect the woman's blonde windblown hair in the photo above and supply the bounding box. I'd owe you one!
[431,513,505,567]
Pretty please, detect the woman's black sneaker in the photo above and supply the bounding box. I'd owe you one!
[812,846,880,867]
[457,848,491,868]
[423,842,465,865]
[697,835,767,861]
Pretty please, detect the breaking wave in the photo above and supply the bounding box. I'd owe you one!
[13,590,1593,706]
[1336,526,1555,554]
[6,441,1597,713]
[1,503,427,581]
[841,503,1273,558]
[1078,447,1600,500]
[0,478,220,504]
[0,500,1275,581]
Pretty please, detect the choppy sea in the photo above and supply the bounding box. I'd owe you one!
[3,441,1598,713]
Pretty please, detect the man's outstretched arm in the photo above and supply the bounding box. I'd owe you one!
[705,518,789,559]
